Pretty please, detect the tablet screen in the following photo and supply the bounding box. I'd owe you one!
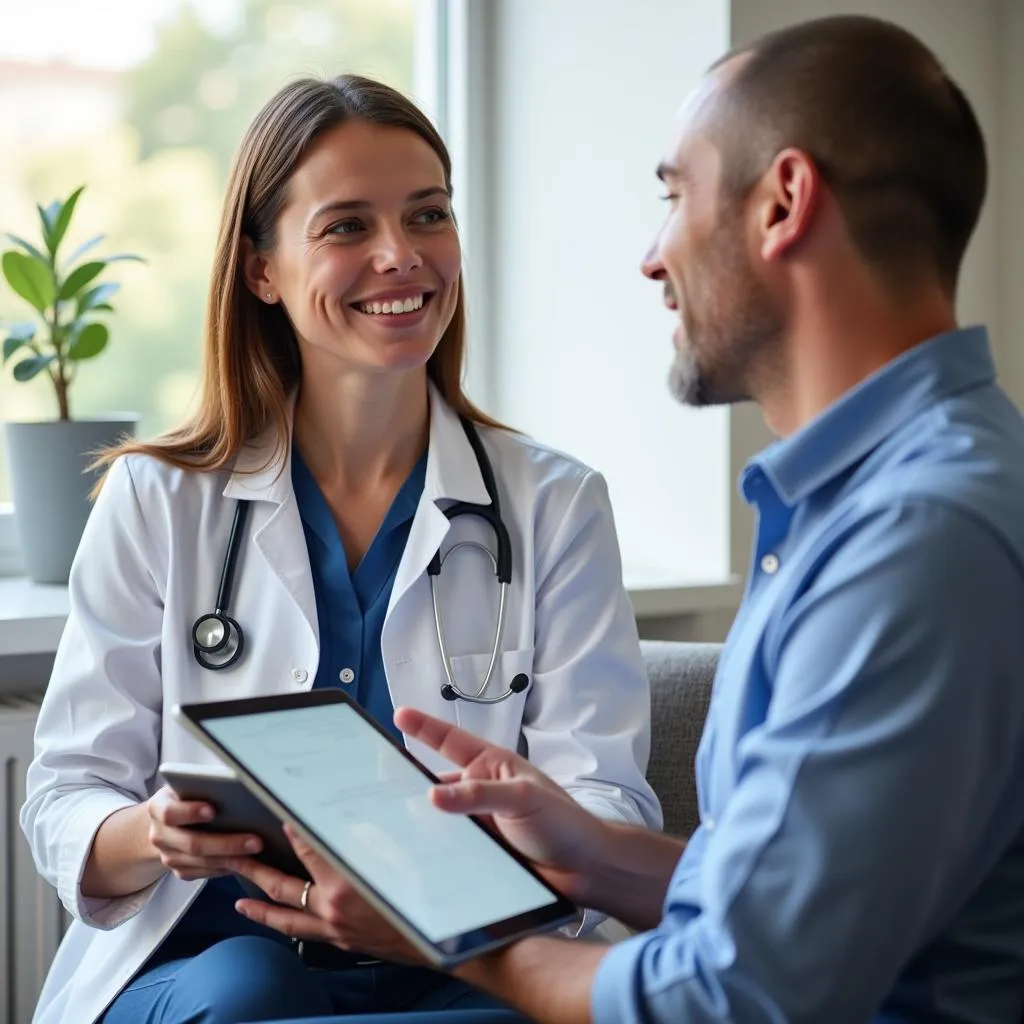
[201,701,561,944]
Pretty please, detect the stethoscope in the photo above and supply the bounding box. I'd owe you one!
[192,418,529,705]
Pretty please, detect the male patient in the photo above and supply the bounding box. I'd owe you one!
[232,15,1024,1024]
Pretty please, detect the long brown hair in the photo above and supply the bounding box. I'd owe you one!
[98,74,503,480]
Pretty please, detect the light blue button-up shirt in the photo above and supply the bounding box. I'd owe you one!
[594,327,1024,1024]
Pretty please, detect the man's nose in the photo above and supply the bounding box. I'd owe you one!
[641,242,666,281]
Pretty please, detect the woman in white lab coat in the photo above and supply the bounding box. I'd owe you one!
[20,75,660,1024]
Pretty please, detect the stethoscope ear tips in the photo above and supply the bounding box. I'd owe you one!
[441,684,459,702]
[510,673,529,694]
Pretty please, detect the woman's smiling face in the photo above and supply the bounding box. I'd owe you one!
[254,118,461,377]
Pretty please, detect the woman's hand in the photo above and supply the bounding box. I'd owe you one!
[396,707,609,904]
[228,825,425,965]
[147,784,264,881]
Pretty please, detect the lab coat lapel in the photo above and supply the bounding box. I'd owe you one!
[220,405,319,647]
[387,385,492,617]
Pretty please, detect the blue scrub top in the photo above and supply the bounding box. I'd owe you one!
[294,444,427,742]
[163,444,427,959]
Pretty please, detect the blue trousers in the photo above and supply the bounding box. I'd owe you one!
[102,936,531,1023]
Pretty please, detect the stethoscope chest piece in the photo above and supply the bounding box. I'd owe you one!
[191,499,251,671]
[192,612,245,670]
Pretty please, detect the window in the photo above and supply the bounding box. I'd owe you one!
[1,0,743,604]
[0,0,425,486]
[464,0,736,587]
[0,0,436,573]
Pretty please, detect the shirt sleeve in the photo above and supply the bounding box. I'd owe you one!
[592,500,1024,1024]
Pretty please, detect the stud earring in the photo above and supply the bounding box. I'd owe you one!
[265,292,274,301]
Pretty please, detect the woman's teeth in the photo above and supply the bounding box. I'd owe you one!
[358,294,425,315]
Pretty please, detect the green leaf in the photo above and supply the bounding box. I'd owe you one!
[3,321,37,342]
[76,281,120,314]
[12,353,54,381]
[62,232,105,270]
[1,251,55,312]
[47,186,85,258]
[90,302,115,313]
[37,201,59,250]
[6,233,47,264]
[67,322,108,360]
[43,199,61,227]
[102,253,147,265]
[3,333,35,363]
[58,260,105,301]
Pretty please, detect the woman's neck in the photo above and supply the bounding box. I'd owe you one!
[292,367,430,495]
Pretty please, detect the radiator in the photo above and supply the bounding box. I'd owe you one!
[0,694,65,1024]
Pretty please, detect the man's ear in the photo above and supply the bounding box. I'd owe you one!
[240,236,277,303]
[757,148,821,263]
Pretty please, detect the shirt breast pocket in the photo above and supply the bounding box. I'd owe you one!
[449,646,534,750]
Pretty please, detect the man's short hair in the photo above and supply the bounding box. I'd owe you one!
[711,16,987,296]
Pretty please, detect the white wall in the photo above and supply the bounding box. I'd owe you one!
[730,0,1003,367]
[998,0,1024,407]
[485,0,732,586]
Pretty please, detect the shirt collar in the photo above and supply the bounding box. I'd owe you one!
[746,325,996,507]
[223,382,491,507]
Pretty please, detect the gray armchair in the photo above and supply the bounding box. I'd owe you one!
[641,640,720,838]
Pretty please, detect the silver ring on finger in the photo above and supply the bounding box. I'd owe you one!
[300,879,312,911]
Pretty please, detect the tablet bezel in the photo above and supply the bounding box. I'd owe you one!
[174,689,578,966]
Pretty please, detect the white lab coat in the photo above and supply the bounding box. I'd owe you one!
[21,385,661,1024]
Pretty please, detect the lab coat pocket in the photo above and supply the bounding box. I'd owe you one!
[449,646,534,751]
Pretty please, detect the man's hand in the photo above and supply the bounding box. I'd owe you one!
[396,706,612,905]
[399,707,685,931]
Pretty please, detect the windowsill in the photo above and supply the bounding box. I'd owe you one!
[0,577,71,657]
[0,573,741,659]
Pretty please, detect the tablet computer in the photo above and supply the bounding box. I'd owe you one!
[174,689,578,966]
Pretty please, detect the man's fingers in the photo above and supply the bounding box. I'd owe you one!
[431,777,538,818]
[394,707,493,767]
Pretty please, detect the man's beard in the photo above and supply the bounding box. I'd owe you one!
[668,250,782,408]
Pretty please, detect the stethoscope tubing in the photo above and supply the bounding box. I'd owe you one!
[191,418,529,703]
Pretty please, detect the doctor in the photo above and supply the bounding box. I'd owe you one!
[21,74,661,1024]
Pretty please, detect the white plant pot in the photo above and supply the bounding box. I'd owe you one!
[4,416,139,584]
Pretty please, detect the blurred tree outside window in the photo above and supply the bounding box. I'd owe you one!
[0,0,417,502]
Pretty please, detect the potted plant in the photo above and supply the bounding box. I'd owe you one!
[1,185,144,584]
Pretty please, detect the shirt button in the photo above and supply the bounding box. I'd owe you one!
[339,667,355,685]
[291,668,308,685]
[760,553,780,575]
[704,816,716,833]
